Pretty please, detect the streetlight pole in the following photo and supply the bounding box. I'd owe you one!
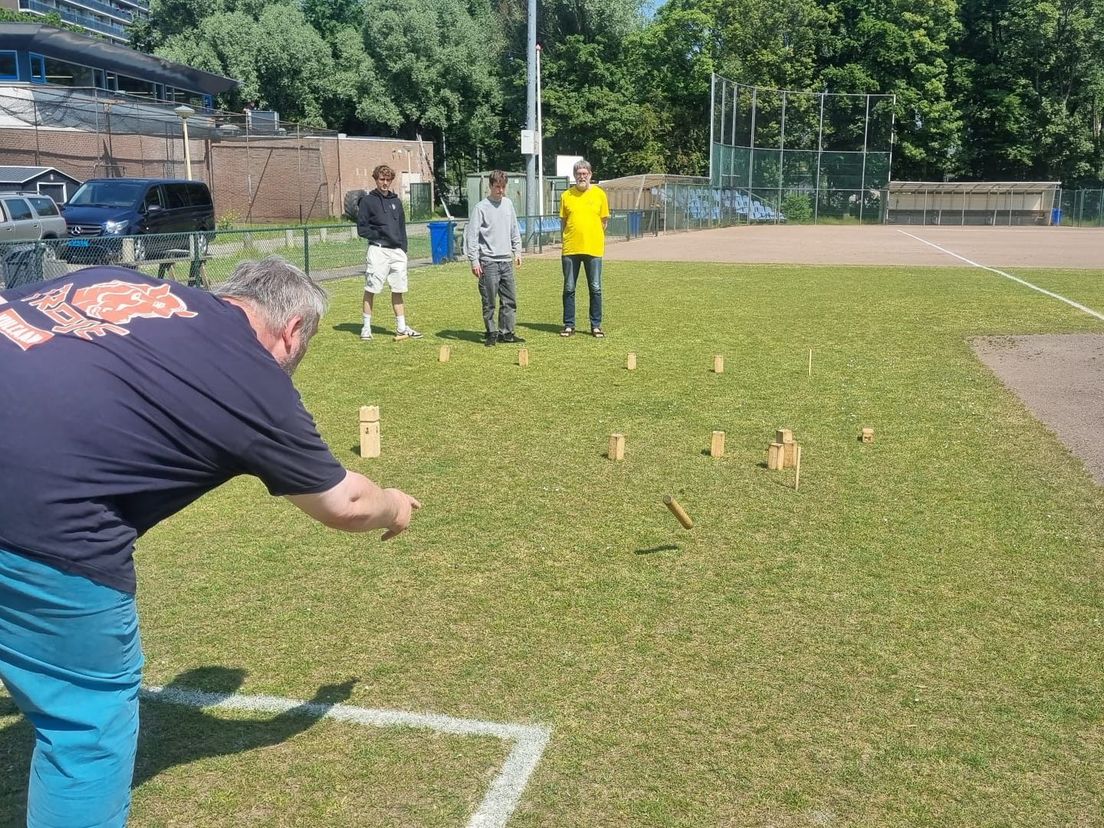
[174,104,195,180]
[536,43,544,221]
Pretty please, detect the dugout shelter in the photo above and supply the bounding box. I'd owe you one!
[882,181,1061,226]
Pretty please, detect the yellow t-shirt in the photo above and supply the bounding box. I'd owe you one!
[560,185,610,257]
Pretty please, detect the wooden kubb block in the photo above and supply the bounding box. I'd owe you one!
[710,430,725,458]
[784,441,798,468]
[767,442,786,470]
[518,348,529,367]
[359,405,380,458]
[713,355,724,374]
[438,345,451,363]
[609,433,625,461]
[626,352,637,370]
[861,428,874,443]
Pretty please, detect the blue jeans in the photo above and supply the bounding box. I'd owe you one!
[0,548,143,828]
[561,254,603,329]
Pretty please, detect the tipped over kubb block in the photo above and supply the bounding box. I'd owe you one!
[394,334,410,342]
[438,345,451,362]
[608,433,625,461]
[861,428,874,443]
[767,442,786,470]
[518,348,529,367]
[626,352,637,370]
[359,405,380,459]
[776,428,794,444]
[710,431,725,458]
[713,355,724,374]
[663,495,694,529]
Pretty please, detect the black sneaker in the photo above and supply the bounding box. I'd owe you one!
[484,332,498,347]
[499,332,526,344]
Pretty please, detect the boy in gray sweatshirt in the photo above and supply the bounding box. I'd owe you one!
[465,170,523,346]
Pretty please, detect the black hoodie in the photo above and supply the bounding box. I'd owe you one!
[356,188,408,252]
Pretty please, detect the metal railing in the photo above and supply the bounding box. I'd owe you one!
[0,210,661,291]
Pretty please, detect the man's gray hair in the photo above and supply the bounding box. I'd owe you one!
[573,159,593,174]
[213,256,328,340]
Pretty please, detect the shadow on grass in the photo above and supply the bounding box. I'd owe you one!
[435,329,484,343]
[333,322,401,338]
[0,667,355,822]
[517,322,564,335]
[634,544,680,555]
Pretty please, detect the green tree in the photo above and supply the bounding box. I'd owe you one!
[818,0,963,179]
[955,0,1104,182]
[359,0,507,194]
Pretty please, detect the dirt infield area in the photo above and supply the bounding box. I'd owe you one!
[602,224,1103,269]
[973,335,1104,485]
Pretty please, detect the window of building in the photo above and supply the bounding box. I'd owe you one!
[166,87,206,109]
[42,56,96,87]
[30,53,46,84]
[114,73,156,99]
[0,52,17,81]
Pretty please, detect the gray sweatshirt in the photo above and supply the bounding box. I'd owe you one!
[465,196,522,264]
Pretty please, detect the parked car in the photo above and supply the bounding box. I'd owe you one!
[0,193,68,242]
[60,178,215,264]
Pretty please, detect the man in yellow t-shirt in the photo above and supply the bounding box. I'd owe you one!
[559,159,610,337]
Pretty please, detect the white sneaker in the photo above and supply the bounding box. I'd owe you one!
[360,326,373,340]
[399,327,423,338]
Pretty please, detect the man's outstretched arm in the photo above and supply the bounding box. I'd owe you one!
[287,471,420,540]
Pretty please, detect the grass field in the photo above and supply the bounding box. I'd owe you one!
[2,256,1102,826]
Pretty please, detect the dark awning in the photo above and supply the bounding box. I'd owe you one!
[0,24,238,96]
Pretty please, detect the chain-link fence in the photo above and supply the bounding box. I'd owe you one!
[0,209,658,291]
[1056,189,1104,227]
[710,75,895,224]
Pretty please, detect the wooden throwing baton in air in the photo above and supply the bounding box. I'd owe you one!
[663,495,694,530]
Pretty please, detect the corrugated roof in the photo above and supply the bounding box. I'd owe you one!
[888,181,1061,194]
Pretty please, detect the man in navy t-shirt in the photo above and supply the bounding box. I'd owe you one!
[0,256,420,827]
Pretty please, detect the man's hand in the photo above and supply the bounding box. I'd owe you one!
[380,488,421,540]
[514,254,522,268]
[471,262,483,278]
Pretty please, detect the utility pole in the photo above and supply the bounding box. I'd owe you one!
[525,0,537,250]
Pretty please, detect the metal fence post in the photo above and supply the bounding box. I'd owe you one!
[303,227,310,275]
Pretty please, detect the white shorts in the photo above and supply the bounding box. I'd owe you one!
[365,245,409,294]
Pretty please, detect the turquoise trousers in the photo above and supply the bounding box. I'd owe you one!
[0,547,143,827]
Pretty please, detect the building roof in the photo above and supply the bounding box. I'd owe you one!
[888,181,1061,194]
[0,165,78,184]
[0,24,238,96]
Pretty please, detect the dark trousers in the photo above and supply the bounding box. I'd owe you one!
[477,259,518,334]
[562,254,603,329]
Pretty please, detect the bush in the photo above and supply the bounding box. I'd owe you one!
[217,210,241,231]
[780,193,813,223]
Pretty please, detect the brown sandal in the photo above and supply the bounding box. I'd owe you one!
[560,326,575,337]
[592,327,605,338]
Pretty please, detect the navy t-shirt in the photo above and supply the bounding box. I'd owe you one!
[0,267,346,593]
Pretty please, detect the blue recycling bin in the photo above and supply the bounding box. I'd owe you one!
[428,220,455,264]
[628,210,642,237]
[1051,208,1062,226]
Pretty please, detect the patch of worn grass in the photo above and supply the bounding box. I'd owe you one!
[2,259,1102,826]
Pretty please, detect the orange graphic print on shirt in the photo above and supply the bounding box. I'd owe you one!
[0,279,198,351]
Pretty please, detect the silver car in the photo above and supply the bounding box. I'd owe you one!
[0,193,69,242]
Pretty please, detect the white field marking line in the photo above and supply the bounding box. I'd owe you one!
[141,685,551,828]
[896,229,1104,322]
